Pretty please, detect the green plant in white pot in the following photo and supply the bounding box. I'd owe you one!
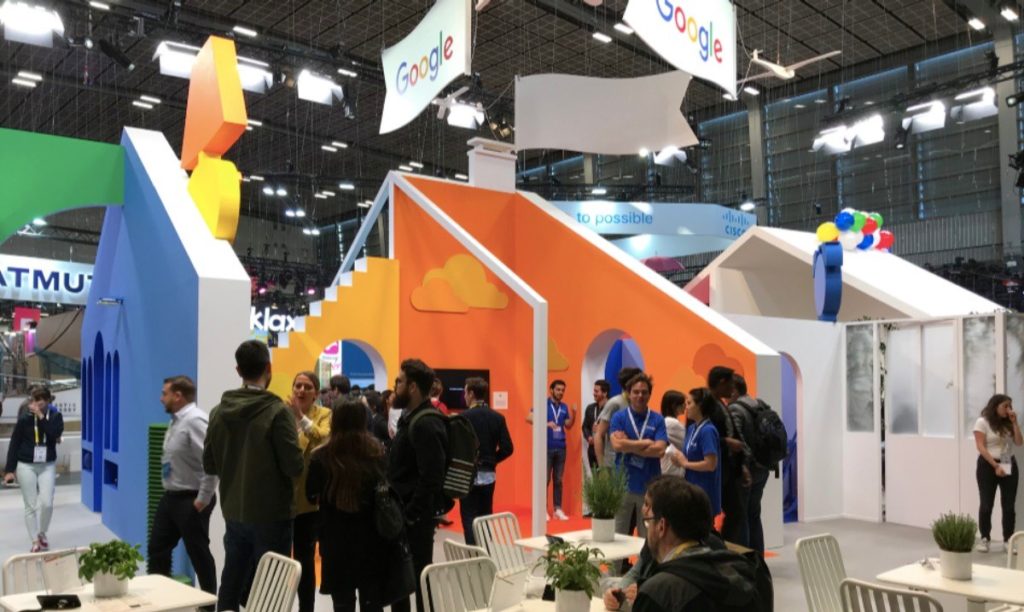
[78,540,144,597]
[583,466,627,543]
[931,512,977,580]
[537,541,603,612]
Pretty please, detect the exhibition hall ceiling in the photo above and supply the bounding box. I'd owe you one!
[0,0,975,226]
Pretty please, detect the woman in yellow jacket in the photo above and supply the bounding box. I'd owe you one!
[287,371,332,612]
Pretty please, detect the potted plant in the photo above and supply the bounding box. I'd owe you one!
[583,466,627,543]
[536,541,603,612]
[931,512,976,580]
[78,540,144,597]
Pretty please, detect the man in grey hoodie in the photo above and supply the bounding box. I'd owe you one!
[203,340,304,612]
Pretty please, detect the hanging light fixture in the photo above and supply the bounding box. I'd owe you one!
[0,1,65,48]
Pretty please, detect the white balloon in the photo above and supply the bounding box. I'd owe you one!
[839,231,862,251]
[871,229,882,249]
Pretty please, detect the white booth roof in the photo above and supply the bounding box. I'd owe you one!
[686,227,1002,321]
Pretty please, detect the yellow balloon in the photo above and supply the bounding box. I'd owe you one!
[817,222,840,243]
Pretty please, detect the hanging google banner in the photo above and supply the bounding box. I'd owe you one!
[624,0,737,97]
[379,0,472,134]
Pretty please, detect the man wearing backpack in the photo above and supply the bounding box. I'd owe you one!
[389,359,448,612]
[729,374,787,554]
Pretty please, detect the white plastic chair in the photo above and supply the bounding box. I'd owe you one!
[796,533,848,612]
[443,539,488,562]
[472,512,528,572]
[244,552,301,612]
[2,548,88,595]
[840,578,942,612]
[1008,531,1024,570]
[420,557,497,612]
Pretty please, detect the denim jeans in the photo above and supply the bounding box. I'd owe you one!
[15,462,56,543]
[217,519,292,612]
[547,448,566,509]
[459,483,495,545]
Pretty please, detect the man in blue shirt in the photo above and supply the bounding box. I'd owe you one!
[528,379,575,520]
[610,372,667,542]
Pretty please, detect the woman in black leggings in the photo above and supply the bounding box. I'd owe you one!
[974,394,1023,552]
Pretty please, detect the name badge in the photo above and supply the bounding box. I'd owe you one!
[33,445,48,463]
[552,427,565,441]
[1000,460,1013,476]
[628,454,646,469]
[162,462,172,480]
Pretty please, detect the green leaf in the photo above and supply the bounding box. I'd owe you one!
[582,467,628,520]
[534,541,603,598]
[77,540,144,582]
[931,512,977,553]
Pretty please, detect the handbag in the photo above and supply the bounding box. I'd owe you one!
[373,480,405,540]
[380,536,416,606]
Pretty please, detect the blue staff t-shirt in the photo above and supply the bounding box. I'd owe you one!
[683,420,722,515]
[547,399,569,450]
[609,407,668,494]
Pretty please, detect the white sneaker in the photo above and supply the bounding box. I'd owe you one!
[976,538,990,553]
[554,508,569,521]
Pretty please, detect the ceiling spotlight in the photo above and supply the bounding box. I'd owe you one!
[894,125,909,150]
[99,38,135,71]
[314,193,328,199]
[338,182,355,190]
[139,95,161,104]
[356,201,371,209]
[232,25,258,38]
[132,100,153,109]
[302,228,312,236]
[613,22,634,35]
[275,187,287,197]
[310,228,321,236]
[337,67,358,78]
[722,93,737,101]
[743,86,760,96]
[1002,4,1020,21]
[16,70,41,81]
[592,31,612,43]
[247,119,262,127]
[250,174,265,182]
[398,165,414,172]
[968,16,985,30]
[295,209,306,218]
[262,186,274,195]
[409,161,424,169]
[739,196,756,212]
[237,56,273,93]
[446,101,485,129]
[454,173,469,180]
[330,141,349,149]
[306,287,316,296]
[0,1,65,48]
[153,41,200,78]
[321,190,335,196]
[321,145,338,153]
[902,100,946,134]
[32,217,46,226]
[638,147,649,157]
[297,69,343,105]
[1008,92,1024,107]
[285,209,297,218]
[591,186,607,196]
[88,1,109,9]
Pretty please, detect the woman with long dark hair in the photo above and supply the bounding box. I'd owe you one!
[974,393,1022,552]
[363,391,390,449]
[672,388,721,516]
[307,398,390,612]
[287,371,331,612]
[660,390,687,477]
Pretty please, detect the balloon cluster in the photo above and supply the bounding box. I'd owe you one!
[816,209,895,251]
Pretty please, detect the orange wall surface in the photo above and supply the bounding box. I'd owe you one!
[401,177,760,520]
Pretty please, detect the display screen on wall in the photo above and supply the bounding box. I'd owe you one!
[435,369,490,411]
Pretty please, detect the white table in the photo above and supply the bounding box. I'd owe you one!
[515,530,645,562]
[877,561,1024,612]
[498,597,608,611]
[0,575,217,612]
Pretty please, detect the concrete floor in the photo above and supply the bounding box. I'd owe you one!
[0,481,1017,610]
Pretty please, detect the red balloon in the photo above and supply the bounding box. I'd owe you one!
[862,218,878,234]
[878,230,894,250]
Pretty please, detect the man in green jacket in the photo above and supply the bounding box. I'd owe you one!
[203,340,303,612]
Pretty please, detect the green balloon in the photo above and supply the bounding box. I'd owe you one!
[852,212,867,232]
[869,212,884,229]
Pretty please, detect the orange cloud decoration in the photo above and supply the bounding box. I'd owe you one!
[692,343,746,385]
[421,254,509,310]
[411,277,469,313]
[548,338,569,372]
[180,36,247,171]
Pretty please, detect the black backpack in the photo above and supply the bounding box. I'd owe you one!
[409,407,480,500]
[734,398,788,469]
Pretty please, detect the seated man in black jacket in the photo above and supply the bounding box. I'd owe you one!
[460,376,513,545]
[632,476,769,612]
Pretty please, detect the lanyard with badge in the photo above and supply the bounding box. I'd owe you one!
[686,420,708,456]
[626,409,651,468]
[1000,439,1014,476]
[549,400,565,441]
[33,413,48,463]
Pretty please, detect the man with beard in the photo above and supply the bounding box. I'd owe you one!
[527,379,575,520]
[148,376,218,600]
[203,340,303,612]
[388,358,448,612]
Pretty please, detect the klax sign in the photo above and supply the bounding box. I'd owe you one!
[379,0,472,134]
[624,0,737,97]
[250,306,297,333]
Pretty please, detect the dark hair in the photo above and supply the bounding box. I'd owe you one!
[329,375,351,395]
[163,376,196,403]
[430,378,443,398]
[550,379,566,390]
[646,476,712,543]
[381,389,393,406]
[625,372,654,394]
[363,390,386,417]
[317,398,384,512]
[293,371,321,393]
[465,377,489,402]
[401,358,436,397]
[707,366,735,391]
[235,340,270,381]
[29,385,54,403]
[733,374,747,396]
[982,394,1014,436]
[594,379,611,395]
[617,367,643,388]
[661,390,686,419]
[688,387,717,420]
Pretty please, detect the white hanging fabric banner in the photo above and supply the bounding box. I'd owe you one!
[514,71,697,155]
[379,0,472,134]
[623,0,737,97]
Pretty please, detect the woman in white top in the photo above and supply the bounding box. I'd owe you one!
[659,390,687,477]
[973,394,1023,552]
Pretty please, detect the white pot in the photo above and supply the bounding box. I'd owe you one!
[591,518,616,543]
[939,550,973,581]
[555,589,591,612]
[93,572,129,598]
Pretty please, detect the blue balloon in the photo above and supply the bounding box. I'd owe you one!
[857,233,875,250]
[835,211,855,231]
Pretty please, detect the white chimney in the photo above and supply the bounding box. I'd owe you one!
[467,137,516,192]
